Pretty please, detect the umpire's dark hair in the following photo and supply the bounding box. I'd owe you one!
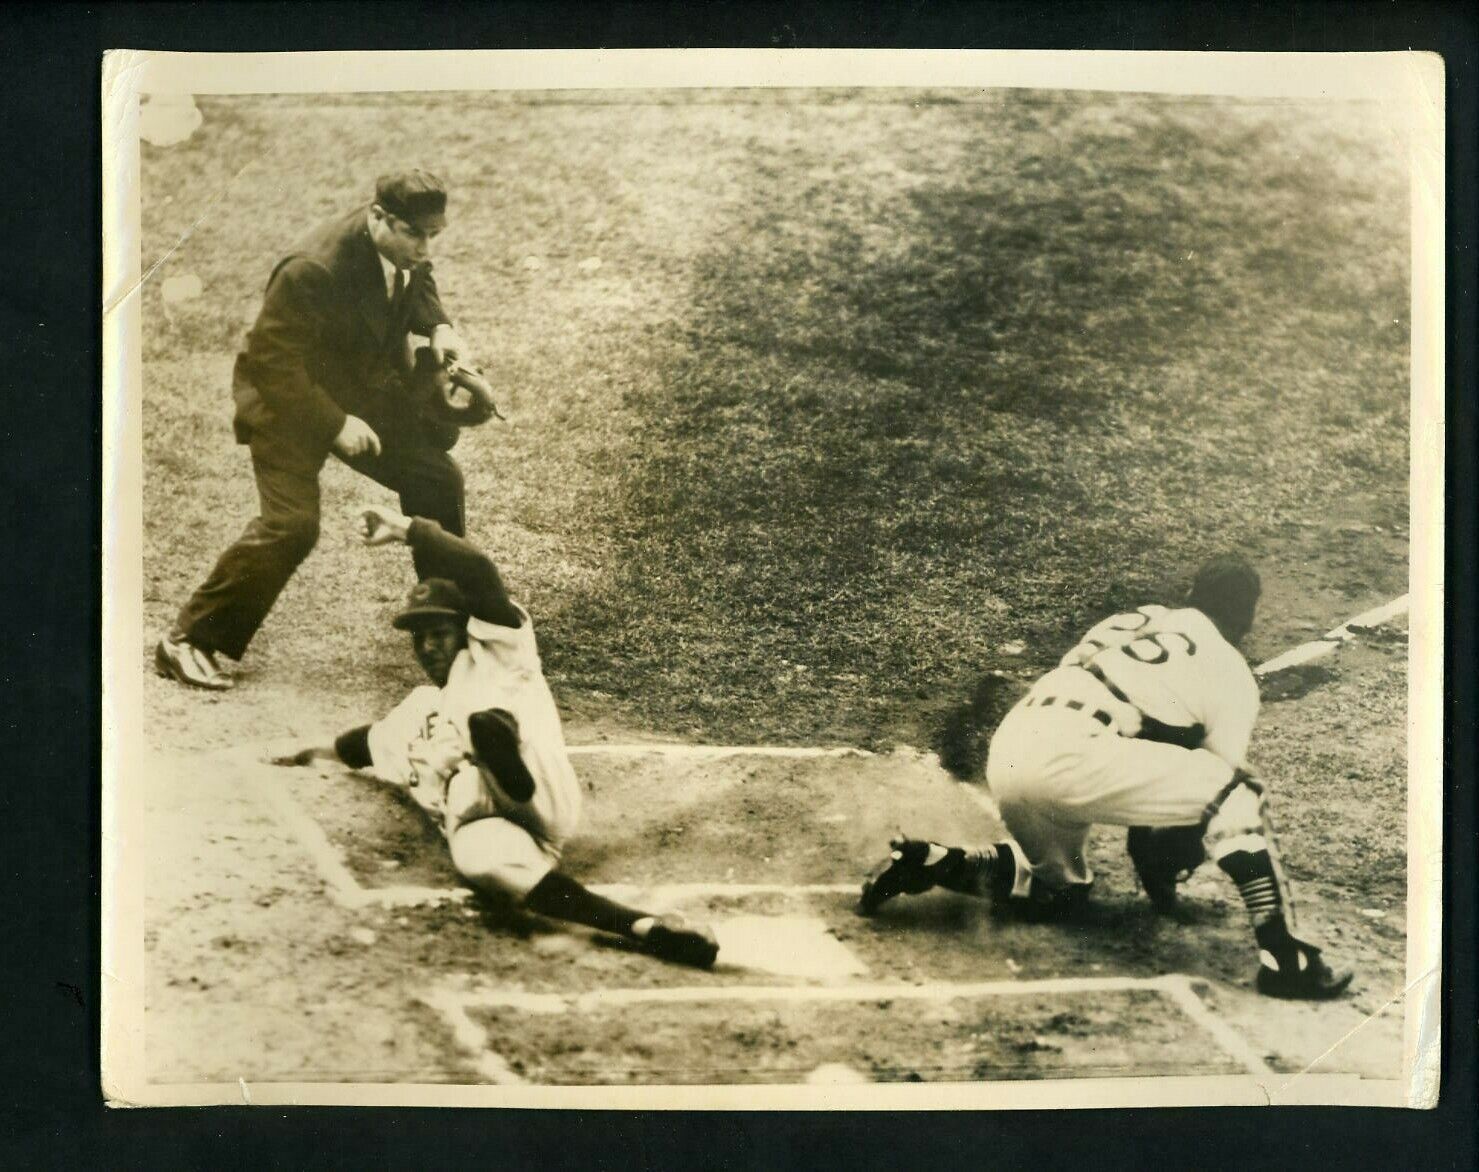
[1187,553,1261,643]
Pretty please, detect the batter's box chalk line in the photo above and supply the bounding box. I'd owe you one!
[567,744,877,760]
[254,773,1263,1088]
[258,777,864,909]
[418,972,1276,1086]
[254,744,930,910]
[254,779,867,914]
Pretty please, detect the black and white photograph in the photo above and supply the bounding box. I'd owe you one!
[102,50,1442,1107]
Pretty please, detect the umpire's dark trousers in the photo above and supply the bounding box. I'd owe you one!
[174,423,465,660]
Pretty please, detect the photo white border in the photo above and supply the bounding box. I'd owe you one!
[101,48,1445,1110]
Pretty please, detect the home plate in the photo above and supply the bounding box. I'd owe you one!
[714,916,868,979]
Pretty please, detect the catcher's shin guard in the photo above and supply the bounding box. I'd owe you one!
[1202,769,1351,998]
[857,839,1008,915]
[1218,845,1353,1000]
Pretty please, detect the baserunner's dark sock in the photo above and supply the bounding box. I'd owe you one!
[524,871,644,937]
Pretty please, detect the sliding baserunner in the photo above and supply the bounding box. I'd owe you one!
[275,505,719,969]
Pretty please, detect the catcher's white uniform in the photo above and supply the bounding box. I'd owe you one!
[366,603,583,896]
[985,604,1262,897]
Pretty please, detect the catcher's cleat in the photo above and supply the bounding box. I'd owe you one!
[857,839,940,915]
[155,636,233,691]
[1255,945,1354,1001]
[639,915,719,969]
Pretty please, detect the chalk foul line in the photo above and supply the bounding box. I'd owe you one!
[256,778,369,908]
[1254,594,1408,677]
[591,882,859,901]
[253,783,866,913]
[568,743,875,759]
[423,972,1274,1081]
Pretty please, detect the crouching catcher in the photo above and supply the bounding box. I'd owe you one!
[858,554,1353,1002]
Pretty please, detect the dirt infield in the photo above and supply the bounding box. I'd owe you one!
[142,599,1406,1088]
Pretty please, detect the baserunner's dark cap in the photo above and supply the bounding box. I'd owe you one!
[374,170,448,232]
[392,577,468,630]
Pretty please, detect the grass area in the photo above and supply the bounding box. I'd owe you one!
[140,90,1409,747]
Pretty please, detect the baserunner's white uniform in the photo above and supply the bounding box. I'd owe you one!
[365,603,583,895]
[985,604,1262,897]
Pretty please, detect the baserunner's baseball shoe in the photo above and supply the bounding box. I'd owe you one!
[467,707,537,801]
[857,839,940,915]
[639,915,719,969]
[1255,945,1354,1000]
[155,635,233,691]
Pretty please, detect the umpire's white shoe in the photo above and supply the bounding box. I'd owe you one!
[155,636,233,691]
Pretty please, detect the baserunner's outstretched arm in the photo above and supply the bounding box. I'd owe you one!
[360,505,522,627]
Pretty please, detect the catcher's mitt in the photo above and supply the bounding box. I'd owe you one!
[410,348,503,431]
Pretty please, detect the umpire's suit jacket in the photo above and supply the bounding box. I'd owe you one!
[231,204,452,453]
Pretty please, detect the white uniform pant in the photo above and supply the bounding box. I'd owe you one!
[443,763,570,900]
[985,706,1262,897]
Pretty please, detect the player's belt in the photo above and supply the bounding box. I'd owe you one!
[1020,693,1114,728]
[1081,663,1207,750]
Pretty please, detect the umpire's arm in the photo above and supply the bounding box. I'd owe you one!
[242,257,349,451]
[405,261,452,334]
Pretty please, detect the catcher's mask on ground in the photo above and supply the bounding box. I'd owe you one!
[1187,553,1261,644]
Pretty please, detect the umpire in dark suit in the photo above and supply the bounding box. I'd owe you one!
[157,170,474,690]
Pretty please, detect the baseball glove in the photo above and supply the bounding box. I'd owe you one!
[1126,824,1207,915]
[410,348,503,432]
